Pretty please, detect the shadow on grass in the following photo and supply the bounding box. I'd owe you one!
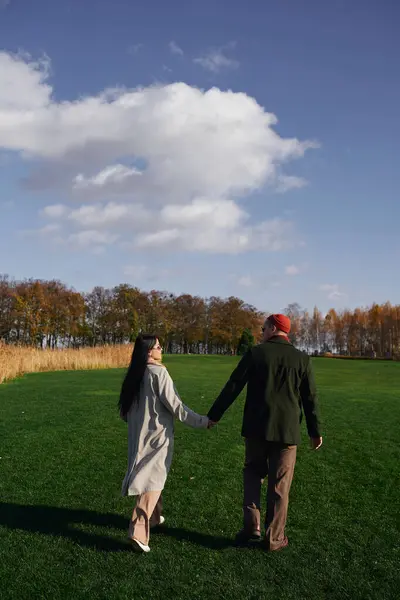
[153,525,232,550]
[0,503,232,552]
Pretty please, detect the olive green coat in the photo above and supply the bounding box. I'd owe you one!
[208,337,321,445]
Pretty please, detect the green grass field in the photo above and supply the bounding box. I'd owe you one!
[1,356,399,600]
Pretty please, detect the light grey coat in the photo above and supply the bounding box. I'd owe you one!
[121,363,208,496]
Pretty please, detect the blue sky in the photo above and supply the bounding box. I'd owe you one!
[0,0,399,314]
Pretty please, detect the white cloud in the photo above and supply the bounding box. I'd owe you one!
[68,202,151,229]
[0,52,51,111]
[161,198,245,230]
[42,204,68,218]
[169,41,184,56]
[69,203,128,227]
[285,264,309,277]
[237,276,254,287]
[73,164,141,194]
[135,216,295,254]
[68,202,135,228]
[136,228,179,249]
[68,230,118,247]
[285,264,300,276]
[20,223,61,239]
[39,223,60,234]
[276,175,308,193]
[285,262,308,276]
[319,284,347,300]
[0,52,318,255]
[194,43,240,73]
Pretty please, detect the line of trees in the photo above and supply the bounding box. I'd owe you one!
[1,276,399,357]
[0,275,262,354]
[285,302,400,358]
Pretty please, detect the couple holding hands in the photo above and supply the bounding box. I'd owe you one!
[119,314,322,553]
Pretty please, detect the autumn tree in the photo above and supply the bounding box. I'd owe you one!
[1,273,400,358]
[0,275,14,342]
[284,303,302,346]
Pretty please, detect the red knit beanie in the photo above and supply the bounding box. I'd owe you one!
[267,314,291,334]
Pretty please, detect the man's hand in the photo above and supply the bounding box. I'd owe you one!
[310,436,323,450]
[207,419,218,429]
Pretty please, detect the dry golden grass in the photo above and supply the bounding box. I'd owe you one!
[0,343,133,384]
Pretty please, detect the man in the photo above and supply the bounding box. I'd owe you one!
[207,314,322,552]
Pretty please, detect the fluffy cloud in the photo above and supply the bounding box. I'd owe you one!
[237,276,254,287]
[285,264,301,276]
[277,175,307,193]
[41,204,68,218]
[319,284,347,300]
[73,164,142,196]
[0,51,318,254]
[169,41,184,56]
[68,202,150,229]
[68,230,119,247]
[161,198,245,230]
[21,223,61,239]
[194,44,240,73]
[0,52,51,111]
[135,216,295,254]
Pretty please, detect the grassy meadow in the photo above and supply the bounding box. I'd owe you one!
[0,356,399,600]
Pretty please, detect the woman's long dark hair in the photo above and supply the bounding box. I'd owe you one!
[118,334,158,418]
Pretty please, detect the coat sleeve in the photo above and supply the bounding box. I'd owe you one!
[207,350,251,422]
[300,358,321,438]
[158,369,209,429]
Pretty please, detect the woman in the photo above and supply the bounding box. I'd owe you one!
[119,334,209,553]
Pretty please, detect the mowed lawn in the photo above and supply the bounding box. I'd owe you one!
[0,357,399,600]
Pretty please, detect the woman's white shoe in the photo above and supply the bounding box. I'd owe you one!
[150,516,165,528]
[130,537,151,553]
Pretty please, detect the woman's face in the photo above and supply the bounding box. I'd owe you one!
[149,338,163,362]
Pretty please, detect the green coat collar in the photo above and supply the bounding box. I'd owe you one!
[267,336,291,345]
